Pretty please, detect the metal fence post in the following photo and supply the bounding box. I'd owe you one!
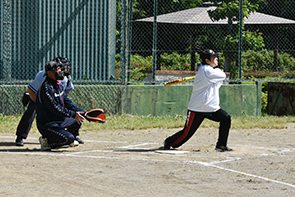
[256,80,262,117]
[126,0,133,83]
[238,0,243,80]
[152,0,158,83]
[2,0,12,80]
[120,0,127,83]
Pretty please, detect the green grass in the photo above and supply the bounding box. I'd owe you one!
[1,114,294,134]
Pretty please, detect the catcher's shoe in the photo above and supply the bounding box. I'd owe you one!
[215,146,233,152]
[70,140,79,147]
[15,137,24,146]
[39,137,51,151]
[75,137,84,144]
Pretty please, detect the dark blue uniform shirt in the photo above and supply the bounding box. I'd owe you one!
[36,77,84,125]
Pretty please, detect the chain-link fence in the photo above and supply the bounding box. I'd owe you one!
[0,0,119,115]
[1,0,295,115]
[118,0,295,84]
[1,0,117,81]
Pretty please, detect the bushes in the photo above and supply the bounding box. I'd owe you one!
[116,50,295,81]
[115,52,200,81]
[242,50,273,72]
[242,50,295,79]
[115,54,152,81]
[160,52,199,71]
[261,82,268,115]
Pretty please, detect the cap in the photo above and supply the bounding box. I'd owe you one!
[200,49,220,61]
[43,61,60,77]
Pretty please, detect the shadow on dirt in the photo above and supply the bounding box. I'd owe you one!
[0,141,73,153]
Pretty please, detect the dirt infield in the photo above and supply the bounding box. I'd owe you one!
[0,127,295,196]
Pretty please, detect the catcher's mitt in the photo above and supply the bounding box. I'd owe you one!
[22,92,30,107]
[83,108,106,123]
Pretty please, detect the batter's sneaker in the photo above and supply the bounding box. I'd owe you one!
[158,141,171,150]
[215,146,233,152]
[15,137,24,146]
[39,137,51,151]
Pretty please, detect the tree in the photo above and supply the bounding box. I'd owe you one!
[206,0,265,73]
[116,0,203,54]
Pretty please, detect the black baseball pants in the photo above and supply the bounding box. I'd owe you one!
[165,108,231,148]
[16,100,36,139]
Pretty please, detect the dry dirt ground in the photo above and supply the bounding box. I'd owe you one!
[0,126,295,197]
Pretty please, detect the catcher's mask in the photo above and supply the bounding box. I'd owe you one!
[52,56,63,63]
[43,60,64,80]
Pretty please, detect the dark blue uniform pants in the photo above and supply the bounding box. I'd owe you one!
[37,117,80,148]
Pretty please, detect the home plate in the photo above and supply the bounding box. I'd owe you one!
[154,149,190,155]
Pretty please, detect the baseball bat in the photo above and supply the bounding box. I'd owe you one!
[164,76,195,86]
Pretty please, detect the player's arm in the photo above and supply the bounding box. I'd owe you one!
[205,67,226,83]
[27,87,36,102]
[65,76,74,93]
[75,111,85,125]
[39,84,77,118]
[28,70,46,102]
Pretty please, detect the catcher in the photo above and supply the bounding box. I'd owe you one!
[36,60,86,151]
[15,57,77,146]
[161,49,233,152]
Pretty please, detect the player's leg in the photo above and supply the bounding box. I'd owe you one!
[15,101,36,146]
[37,123,75,150]
[206,108,232,151]
[60,117,84,144]
[164,111,204,149]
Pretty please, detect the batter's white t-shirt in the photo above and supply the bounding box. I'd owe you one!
[187,65,226,112]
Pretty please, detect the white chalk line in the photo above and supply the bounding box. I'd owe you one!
[0,135,127,144]
[189,161,295,189]
[1,136,295,161]
[233,144,279,151]
[1,150,294,189]
[117,142,158,149]
[1,135,295,159]
[68,150,113,155]
[233,143,295,157]
[1,136,295,189]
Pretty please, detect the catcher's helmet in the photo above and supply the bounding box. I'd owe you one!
[44,61,61,72]
[43,60,64,80]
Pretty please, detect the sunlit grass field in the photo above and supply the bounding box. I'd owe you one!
[1,114,294,134]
